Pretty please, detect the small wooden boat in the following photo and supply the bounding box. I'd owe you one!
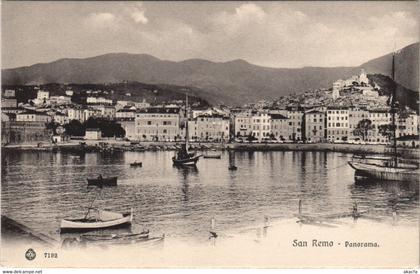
[80,230,149,244]
[87,176,118,187]
[173,153,201,166]
[60,209,132,233]
[130,161,142,167]
[348,161,419,182]
[203,154,221,159]
[228,165,237,171]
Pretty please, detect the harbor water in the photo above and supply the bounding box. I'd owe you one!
[1,150,418,242]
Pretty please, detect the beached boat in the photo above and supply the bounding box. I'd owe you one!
[60,209,133,233]
[130,162,142,167]
[87,176,118,187]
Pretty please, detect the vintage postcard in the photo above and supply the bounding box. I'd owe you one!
[0,0,419,271]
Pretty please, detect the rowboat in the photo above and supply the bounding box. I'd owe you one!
[81,235,164,247]
[130,162,142,167]
[228,165,238,170]
[87,176,118,187]
[60,209,132,233]
[80,230,149,245]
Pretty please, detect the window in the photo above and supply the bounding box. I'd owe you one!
[147,121,152,125]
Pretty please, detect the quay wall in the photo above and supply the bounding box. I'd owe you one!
[2,141,419,159]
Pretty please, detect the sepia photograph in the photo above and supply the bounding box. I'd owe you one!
[0,0,419,271]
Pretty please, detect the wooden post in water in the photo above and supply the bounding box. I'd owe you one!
[209,217,217,245]
[298,199,302,215]
[352,202,358,222]
[263,215,269,237]
[392,205,398,223]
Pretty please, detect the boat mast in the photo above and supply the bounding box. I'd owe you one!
[391,50,398,167]
[185,93,189,148]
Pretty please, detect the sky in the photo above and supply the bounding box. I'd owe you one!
[1,1,419,69]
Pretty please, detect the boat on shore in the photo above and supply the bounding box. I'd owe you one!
[60,209,133,233]
[87,176,118,187]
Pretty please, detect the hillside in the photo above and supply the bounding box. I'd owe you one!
[2,43,418,105]
[360,43,419,92]
[367,74,419,111]
[2,82,211,107]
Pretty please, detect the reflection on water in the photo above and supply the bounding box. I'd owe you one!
[1,150,418,241]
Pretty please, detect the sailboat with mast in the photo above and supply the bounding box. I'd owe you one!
[348,49,419,182]
[172,94,201,166]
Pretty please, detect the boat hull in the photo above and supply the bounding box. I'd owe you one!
[87,176,118,187]
[348,161,419,182]
[203,155,221,159]
[60,213,132,233]
[80,231,149,245]
[172,155,201,166]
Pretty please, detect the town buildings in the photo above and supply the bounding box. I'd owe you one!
[85,128,102,140]
[189,114,229,142]
[348,106,369,141]
[270,114,290,141]
[233,110,255,138]
[16,110,52,123]
[326,107,349,142]
[251,113,271,141]
[135,107,181,141]
[286,106,304,141]
[304,109,325,142]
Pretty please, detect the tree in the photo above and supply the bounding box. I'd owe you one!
[353,119,373,141]
[378,124,396,141]
[64,120,84,136]
[46,121,60,135]
[84,117,125,138]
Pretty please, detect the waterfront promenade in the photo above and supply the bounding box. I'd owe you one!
[2,140,419,159]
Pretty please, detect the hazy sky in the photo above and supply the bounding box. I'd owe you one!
[1,1,419,69]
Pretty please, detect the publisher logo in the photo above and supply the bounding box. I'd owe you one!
[25,248,36,260]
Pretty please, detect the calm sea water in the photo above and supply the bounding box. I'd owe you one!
[1,150,418,241]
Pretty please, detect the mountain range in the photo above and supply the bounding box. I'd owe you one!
[2,43,418,106]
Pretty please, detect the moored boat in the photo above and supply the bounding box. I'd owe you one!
[130,161,142,167]
[60,209,133,233]
[348,161,419,182]
[80,230,149,244]
[172,94,202,166]
[228,165,237,171]
[347,49,419,183]
[87,176,118,187]
[203,154,222,159]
